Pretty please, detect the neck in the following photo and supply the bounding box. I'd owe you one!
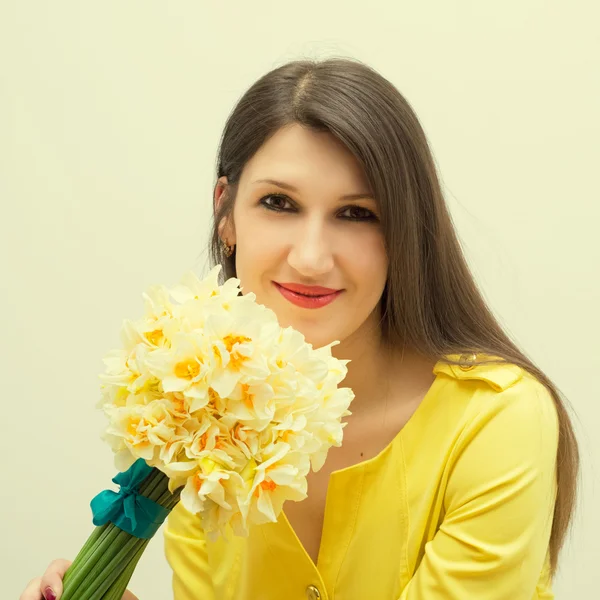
[329,314,437,416]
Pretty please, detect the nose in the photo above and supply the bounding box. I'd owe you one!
[287,218,334,278]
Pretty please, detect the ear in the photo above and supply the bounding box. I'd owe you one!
[213,176,228,213]
[214,176,236,243]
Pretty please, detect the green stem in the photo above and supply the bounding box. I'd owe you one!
[62,524,122,597]
[74,533,142,600]
[63,524,106,585]
[155,470,182,503]
[138,469,162,500]
[85,537,150,600]
[96,538,148,600]
[67,523,111,571]
[62,467,184,600]
[73,524,106,561]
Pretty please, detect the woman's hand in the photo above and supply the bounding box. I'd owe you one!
[19,559,139,600]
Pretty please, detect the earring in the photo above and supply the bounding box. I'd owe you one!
[221,238,235,258]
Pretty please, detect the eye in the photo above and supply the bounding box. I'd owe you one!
[259,194,294,212]
[338,205,378,222]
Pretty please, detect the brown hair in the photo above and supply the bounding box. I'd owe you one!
[207,56,580,577]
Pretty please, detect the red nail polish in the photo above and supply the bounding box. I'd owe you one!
[44,587,57,600]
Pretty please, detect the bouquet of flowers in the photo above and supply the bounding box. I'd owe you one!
[60,266,354,599]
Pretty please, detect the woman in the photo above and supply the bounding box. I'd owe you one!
[22,57,579,600]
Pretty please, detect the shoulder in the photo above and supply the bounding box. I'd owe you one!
[432,354,560,515]
[433,352,559,439]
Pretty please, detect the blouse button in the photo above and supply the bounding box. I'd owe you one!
[458,352,477,371]
[306,584,322,600]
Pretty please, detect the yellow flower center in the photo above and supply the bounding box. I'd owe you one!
[254,479,277,496]
[223,334,251,352]
[174,358,202,379]
[208,388,220,405]
[193,473,202,492]
[127,416,141,437]
[113,387,129,407]
[171,394,186,413]
[241,384,254,409]
[200,457,217,473]
[140,378,161,395]
[199,432,209,448]
[145,329,163,346]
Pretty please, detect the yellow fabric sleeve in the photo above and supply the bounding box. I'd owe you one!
[163,501,216,600]
[399,377,559,600]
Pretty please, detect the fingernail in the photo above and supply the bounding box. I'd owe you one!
[44,587,57,600]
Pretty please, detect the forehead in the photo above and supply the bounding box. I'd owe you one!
[240,124,371,193]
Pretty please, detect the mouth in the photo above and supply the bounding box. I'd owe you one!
[273,282,343,309]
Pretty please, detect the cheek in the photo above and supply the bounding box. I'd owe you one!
[233,213,287,282]
[340,231,388,291]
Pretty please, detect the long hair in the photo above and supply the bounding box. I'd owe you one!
[207,56,580,577]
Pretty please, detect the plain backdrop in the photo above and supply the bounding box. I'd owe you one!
[1,1,598,597]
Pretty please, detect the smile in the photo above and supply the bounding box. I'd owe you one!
[273,282,343,309]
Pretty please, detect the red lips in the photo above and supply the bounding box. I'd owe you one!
[273,282,344,309]
[275,283,341,296]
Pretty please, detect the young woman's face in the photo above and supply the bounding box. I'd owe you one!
[216,123,388,349]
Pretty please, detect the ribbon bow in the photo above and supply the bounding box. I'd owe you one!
[90,459,171,539]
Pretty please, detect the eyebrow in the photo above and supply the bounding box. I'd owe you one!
[252,178,375,201]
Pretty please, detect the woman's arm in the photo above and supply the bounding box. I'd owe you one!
[399,378,559,600]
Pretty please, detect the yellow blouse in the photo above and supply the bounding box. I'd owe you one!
[163,353,559,599]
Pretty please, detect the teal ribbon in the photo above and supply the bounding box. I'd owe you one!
[90,459,171,539]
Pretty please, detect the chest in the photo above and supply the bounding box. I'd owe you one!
[283,394,424,565]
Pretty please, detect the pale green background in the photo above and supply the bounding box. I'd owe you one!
[1,1,598,598]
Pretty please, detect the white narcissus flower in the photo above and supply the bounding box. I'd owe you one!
[134,286,175,351]
[272,412,311,452]
[141,282,176,324]
[98,265,354,540]
[273,326,331,384]
[203,310,271,398]
[224,381,276,432]
[247,442,309,525]
[169,266,239,305]
[143,331,212,413]
[303,375,354,472]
